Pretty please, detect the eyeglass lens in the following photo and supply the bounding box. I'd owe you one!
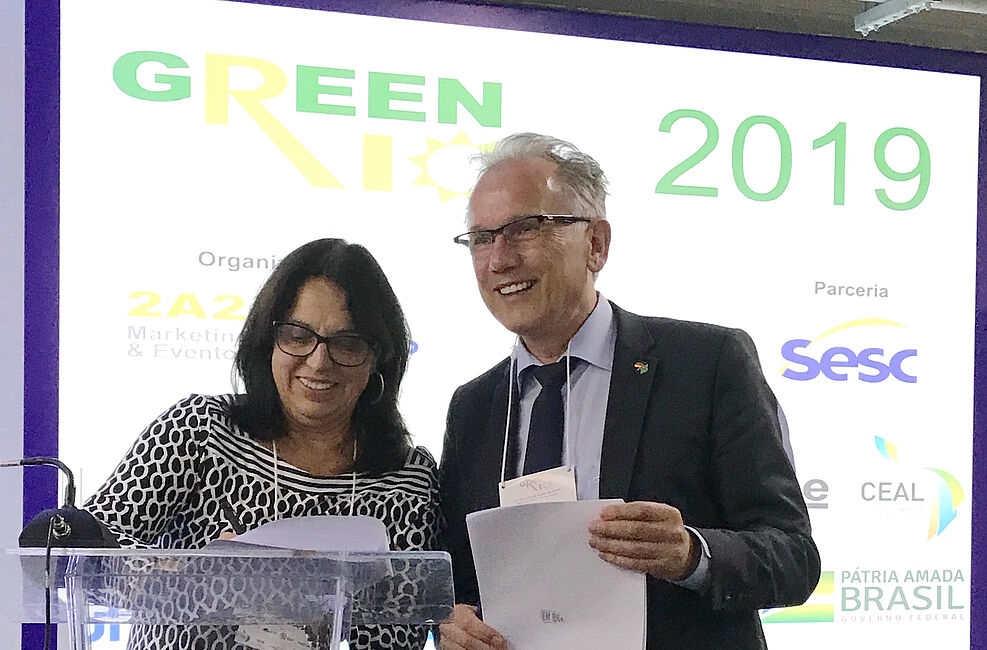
[470,216,545,249]
[275,323,370,366]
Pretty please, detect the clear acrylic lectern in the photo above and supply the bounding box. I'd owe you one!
[2,547,454,649]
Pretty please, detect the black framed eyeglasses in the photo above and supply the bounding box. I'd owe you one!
[452,214,592,252]
[273,321,375,367]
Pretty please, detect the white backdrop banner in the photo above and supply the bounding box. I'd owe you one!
[59,1,978,647]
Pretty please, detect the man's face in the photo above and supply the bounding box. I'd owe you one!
[466,157,609,343]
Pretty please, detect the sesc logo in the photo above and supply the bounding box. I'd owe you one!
[779,319,917,383]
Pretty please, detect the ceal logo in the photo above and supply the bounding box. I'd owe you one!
[874,436,964,539]
[779,319,917,383]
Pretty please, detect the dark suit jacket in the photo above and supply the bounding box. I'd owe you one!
[439,303,821,649]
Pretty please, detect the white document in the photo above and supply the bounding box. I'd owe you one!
[205,515,389,553]
[466,500,646,650]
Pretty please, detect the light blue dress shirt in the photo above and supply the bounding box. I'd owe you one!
[513,295,615,500]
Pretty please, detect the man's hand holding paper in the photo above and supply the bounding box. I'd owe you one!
[588,501,700,582]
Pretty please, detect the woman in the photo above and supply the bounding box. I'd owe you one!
[85,238,439,650]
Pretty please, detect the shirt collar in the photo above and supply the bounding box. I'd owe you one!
[515,294,616,376]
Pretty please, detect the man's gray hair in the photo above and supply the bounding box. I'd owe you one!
[472,132,608,220]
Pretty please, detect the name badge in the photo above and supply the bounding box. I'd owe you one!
[499,466,577,507]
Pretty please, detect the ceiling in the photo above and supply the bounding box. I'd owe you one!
[455,0,987,54]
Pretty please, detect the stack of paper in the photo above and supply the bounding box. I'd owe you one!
[466,500,646,650]
[206,515,389,553]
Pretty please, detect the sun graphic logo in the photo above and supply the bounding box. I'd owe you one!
[874,436,964,540]
[409,132,493,202]
[761,571,834,623]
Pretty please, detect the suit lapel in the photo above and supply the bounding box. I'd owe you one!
[473,362,516,508]
[599,304,658,500]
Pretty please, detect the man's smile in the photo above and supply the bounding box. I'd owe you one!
[495,279,536,296]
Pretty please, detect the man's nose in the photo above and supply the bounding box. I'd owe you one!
[486,233,520,272]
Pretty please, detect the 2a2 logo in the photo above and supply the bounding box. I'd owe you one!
[128,291,246,320]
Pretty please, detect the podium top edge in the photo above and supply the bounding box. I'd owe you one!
[4,547,452,561]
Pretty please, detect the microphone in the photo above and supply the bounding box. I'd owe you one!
[4,457,120,548]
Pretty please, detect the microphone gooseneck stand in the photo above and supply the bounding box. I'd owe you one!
[3,456,121,650]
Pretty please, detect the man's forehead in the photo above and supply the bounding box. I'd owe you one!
[479,157,556,187]
[469,157,565,226]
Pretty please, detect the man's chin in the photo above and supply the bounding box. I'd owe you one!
[482,292,550,335]
[488,311,532,337]
[493,314,546,342]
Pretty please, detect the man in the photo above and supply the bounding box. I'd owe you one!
[438,133,820,649]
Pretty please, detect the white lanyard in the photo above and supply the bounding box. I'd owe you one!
[272,437,358,520]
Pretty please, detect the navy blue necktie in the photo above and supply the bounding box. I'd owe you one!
[523,360,570,475]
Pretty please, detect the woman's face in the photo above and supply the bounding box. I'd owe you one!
[272,277,372,437]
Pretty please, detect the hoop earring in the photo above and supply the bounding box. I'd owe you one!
[365,371,385,405]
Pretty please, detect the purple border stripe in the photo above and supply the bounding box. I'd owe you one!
[24,0,59,517]
[24,0,59,647]
[972,67,987,650]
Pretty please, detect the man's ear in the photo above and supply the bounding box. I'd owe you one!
[587,219,611,273]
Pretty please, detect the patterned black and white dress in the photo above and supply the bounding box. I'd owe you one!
[85,394,441,650]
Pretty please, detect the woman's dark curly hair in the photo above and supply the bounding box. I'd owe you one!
[229,238,412,474]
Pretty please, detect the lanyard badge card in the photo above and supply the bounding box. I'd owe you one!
[500,466,577,507]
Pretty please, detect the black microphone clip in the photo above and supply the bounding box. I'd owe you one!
[4,457,120,548]
[18,506,120,548]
